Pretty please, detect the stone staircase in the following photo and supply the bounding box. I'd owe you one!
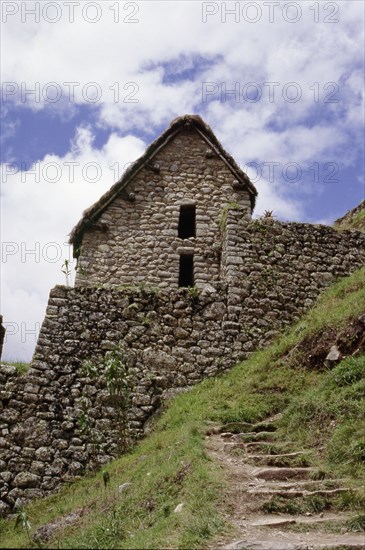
[205,416,365,550]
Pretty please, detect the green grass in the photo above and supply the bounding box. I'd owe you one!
[279,355,365,478]
[351,208,365,228]
[1,267,365,548]
[347,513,365,532]
[335,202,365,232]
[3,361,30,374]
[344,208,365,231]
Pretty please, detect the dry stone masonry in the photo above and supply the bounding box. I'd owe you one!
[70,115,256,289]
[1,115,365,515]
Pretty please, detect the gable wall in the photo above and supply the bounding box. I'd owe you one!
[75,127,252,288]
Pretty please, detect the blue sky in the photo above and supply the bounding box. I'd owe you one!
[1,0,364,360]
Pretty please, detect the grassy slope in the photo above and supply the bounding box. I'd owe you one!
[1,267,365,549]
[334,200,365,232]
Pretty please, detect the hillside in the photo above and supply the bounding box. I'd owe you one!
[1,267,365,549]
[335,200,365,232]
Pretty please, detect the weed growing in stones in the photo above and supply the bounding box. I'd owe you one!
[14,509,32,546]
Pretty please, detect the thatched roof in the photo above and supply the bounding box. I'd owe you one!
[69,114,257,252]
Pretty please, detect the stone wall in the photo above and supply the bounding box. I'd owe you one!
[224,218,365,348]
[0,284,231,515]
[75,127,252,288]
[1,220,365,515]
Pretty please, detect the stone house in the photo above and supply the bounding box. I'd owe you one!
[70,115,257,288]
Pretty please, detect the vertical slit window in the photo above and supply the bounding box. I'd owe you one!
[179,254,194,287]
[178,205,196,239]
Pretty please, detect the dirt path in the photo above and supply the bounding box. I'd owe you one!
[204,417,365,550]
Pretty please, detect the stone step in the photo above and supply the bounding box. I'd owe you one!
[248,487,349,499]
[221,432,235,440]
[251,422,278,433]
[253,467,318,481]
[245,451,313,459]
[251,516,296,528]
[244,441,295,453]
[243,451,313,467]
[250,511,352,528]
[231,432,277,443]
[219,422,254,434]
[261,478,349,491]
[262,412,283,423]
[220,421,280,437]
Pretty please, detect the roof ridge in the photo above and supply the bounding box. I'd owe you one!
[69,115,257,250]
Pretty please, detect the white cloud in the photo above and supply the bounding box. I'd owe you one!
[2,3,363,171]
[1,128,145,361]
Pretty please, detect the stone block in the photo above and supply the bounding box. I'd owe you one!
[13,472,40,489]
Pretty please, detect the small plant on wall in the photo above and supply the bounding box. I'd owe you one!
[219,202,241,231]
[104,345,131,453]
[61,259,72,286]
[80,345,131,457]
[14,508,32,545]
[188,286,200,300]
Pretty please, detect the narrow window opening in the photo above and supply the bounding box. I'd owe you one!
[178,205,196,239]
[179,254,194,287]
